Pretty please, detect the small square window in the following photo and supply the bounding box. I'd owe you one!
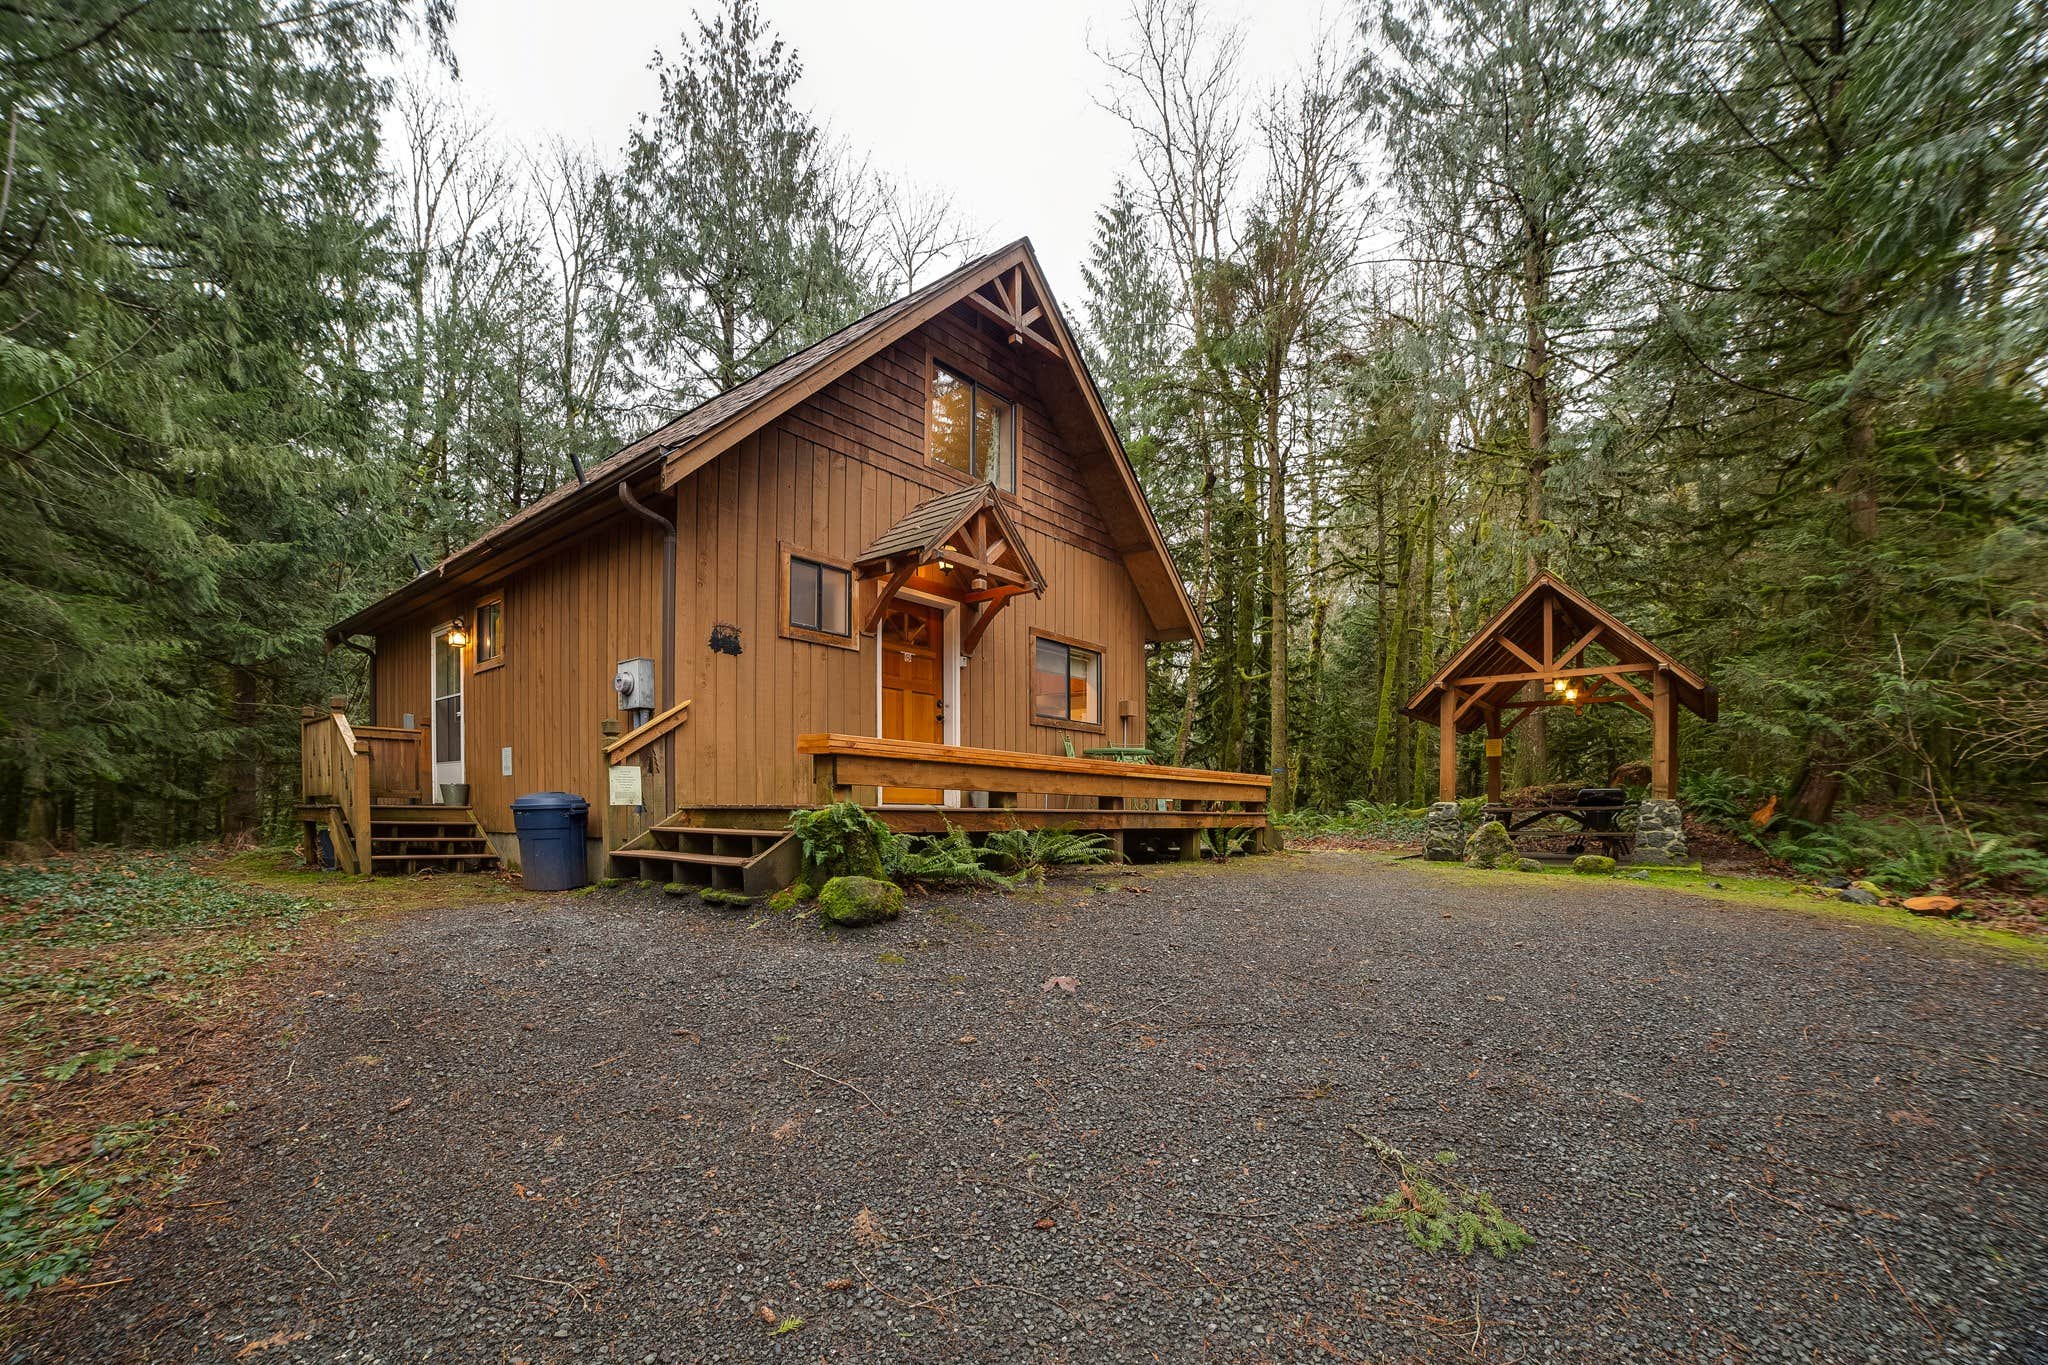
[788,556,851,637]
[1033,636,1102,726]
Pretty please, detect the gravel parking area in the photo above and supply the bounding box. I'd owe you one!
[29,853,2048,1363]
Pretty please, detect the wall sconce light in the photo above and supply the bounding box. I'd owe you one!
[446,617,470,649]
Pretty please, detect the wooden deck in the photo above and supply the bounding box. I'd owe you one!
[298,700,498,875]
[798,733,1274,857]
[611,736,1275,886]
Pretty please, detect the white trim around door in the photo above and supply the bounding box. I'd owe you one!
[430,620,465,795]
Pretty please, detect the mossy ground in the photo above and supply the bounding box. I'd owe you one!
[1373,850,2048,964]
[0,846,535,1325]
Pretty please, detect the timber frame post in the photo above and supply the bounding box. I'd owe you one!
[1438,689,1458,801]
[1651,669,1678,799]
[1485,710,1504,803]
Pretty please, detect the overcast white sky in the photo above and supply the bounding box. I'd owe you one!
[437,0,1341,301]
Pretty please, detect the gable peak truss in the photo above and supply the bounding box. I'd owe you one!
[964,263,1062,360]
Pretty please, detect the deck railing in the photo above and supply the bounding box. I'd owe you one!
[796,734,1272,815]
[300,699,432,872]
[300,700,372,872]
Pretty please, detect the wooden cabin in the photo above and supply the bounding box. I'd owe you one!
[300,240,1271,887]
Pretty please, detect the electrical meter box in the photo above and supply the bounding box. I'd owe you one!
[613,657,656,728]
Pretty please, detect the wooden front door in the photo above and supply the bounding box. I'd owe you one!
[880,600,945,803]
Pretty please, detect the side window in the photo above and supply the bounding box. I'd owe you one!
[783,547,856,648]
[1032,634,1102,727]
[474,596,504,670]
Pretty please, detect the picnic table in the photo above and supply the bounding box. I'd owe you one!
[1481,793,1637,860]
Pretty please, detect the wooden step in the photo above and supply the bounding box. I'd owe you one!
[369,852,500,864]
[653,825,789,840]
[614,849,753,868]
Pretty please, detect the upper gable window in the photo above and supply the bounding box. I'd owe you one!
[929,362,1015,491]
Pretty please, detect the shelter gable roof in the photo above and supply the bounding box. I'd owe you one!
[1403,573,1714,730]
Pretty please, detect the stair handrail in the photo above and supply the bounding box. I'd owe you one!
[301,698,372,873]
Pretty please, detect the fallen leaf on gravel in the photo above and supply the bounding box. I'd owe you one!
[758,1304,778,1324]
[1034,1218,1055,1230]
[671,1029,700,1043]
[234,1328,310,1359]
[1041,976,1079,993]
[823,1277,853,1291]
[956,1034,978,1045]
[851,1206,885,1248]
[1441,913,1453,920]
[387,1096,413,1114]
[1122,885,1150,894]
[772,1118,799,1141]
[512,1183,545,1202]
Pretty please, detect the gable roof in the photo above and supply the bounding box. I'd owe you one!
[1402,572,1715,730]
[330,239,1196,644]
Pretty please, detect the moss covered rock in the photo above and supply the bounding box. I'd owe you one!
[766,883,812,914]
[817,875,904,927]
[1515,858,1545,873]
[1463,821,1517,869]
[1571,854,1617,875]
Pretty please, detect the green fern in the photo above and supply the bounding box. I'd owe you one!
[885,826,1018,891]
[976,825,1115,879]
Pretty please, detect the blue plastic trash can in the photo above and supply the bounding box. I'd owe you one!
[509,791,591,891]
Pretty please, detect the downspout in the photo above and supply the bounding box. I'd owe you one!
[617,481,677,817]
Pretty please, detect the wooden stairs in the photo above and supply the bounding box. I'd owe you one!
[364,804,500,875]
[609,813,799,895]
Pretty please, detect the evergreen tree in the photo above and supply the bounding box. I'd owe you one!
[621,0,871,402]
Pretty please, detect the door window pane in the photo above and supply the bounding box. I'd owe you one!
[434,631,460,697]
[434,695,461,761]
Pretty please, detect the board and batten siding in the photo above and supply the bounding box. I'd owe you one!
[370,515,666,838]
[370,299,1156,828]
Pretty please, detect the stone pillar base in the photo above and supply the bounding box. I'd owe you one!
[1424,802,1466,862]
[1632,798,1688,864]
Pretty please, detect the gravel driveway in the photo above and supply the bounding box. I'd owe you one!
[29,853,2048,1363]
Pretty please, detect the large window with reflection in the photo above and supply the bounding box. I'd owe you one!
[929,361,1014,490]
[1032,632,1103,729]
